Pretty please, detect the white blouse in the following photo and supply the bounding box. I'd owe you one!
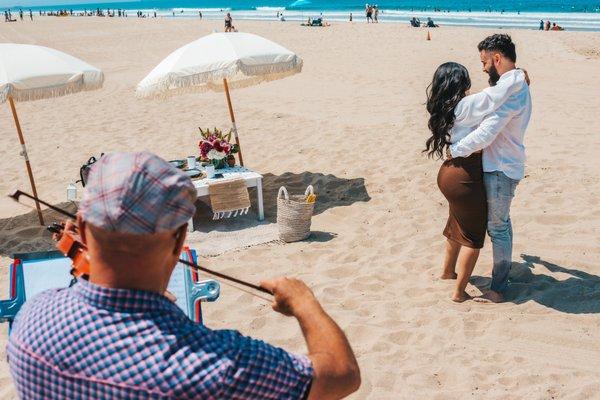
[450,69,532,180]
[450,69,526,144]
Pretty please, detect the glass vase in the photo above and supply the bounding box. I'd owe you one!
[211,158,226,169]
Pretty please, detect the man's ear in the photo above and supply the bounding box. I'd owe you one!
[173,225,187,256]
[77,214,87,245]
[493,52,502,66]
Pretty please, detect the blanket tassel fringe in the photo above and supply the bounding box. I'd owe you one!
[213,207,250,220]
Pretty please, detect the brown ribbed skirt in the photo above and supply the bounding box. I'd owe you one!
[437,152,487,249]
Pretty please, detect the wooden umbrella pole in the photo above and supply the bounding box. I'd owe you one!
[8,97,44,226]
[222,78,244,167]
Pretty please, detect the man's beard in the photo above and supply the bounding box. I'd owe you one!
[487,64,500,86]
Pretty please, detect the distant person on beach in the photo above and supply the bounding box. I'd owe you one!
[428,34,532,303]
[539,19,544,30]
[374,5,379,22]
[410,17,420,27]
[199,11,202,19]
[19,9,23,21]
[224,12,234,32]
[7,152,361,400]
[551,22,564,31]
[350,12,352,22]
[366,4,373,23]
[427,17,438,27]
[29,9,32,21]
[545,19,551,30]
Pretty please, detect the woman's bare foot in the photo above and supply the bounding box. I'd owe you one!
[451,291,472,303]
[440,271,458,280]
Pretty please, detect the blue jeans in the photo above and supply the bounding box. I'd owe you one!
[484,171,519,293]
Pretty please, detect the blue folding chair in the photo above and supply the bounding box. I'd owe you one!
[0,247,220,331]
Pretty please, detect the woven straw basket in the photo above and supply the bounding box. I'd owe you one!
[277,185,315,242]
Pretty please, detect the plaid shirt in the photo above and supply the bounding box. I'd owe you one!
[7,279,313,399]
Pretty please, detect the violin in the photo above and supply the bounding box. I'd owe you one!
[48,221,90,279]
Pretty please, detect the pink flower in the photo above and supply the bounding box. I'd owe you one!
[221,142,231,154]
[213,140,223,152]
[199,140,213,158]
[199,130,233,158]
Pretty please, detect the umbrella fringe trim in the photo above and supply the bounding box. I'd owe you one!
[0,77,104,103]
[136,59,303,99]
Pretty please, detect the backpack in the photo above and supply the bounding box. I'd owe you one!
[78,154,104,187]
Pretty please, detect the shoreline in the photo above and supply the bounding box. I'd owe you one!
[6,7,600,31]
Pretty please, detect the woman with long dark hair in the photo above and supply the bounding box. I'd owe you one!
[426,62,487,302]
[426,61,528,302]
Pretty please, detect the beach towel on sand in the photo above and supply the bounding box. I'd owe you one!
[208,178,251,220]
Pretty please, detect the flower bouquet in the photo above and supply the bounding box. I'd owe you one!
[198,127,239,169]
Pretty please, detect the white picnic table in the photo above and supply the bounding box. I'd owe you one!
[188,166,264,232]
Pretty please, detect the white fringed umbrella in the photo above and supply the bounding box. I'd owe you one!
[136,32,303,166]
[0,43,104,224]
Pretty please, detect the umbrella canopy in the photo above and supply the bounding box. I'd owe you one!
[136,32,302,169]
[135,32,302,98]
[0,43,104,225]
[0,43,104,103]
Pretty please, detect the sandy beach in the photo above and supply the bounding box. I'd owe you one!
[1,17,599,399]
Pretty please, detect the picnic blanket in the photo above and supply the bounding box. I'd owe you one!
[208,178,251,220]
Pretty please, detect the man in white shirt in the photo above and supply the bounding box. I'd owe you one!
[449,34,532,303]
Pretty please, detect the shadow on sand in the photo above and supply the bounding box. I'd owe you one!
[0,172,369,258]
[471,254,600,314]
[260,171,371,221]
[192,171,371,229]
[0,202,77,258]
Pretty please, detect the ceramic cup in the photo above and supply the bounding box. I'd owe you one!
[186,156,196,170]
[205,164,216,178]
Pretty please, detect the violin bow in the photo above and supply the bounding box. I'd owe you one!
[8,190,273,297]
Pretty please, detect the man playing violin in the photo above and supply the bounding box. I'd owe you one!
[7,152,360,399]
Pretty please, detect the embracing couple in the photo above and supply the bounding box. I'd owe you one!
[425,34,532,303]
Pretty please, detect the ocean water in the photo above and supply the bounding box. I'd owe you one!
[12,0,600,31]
